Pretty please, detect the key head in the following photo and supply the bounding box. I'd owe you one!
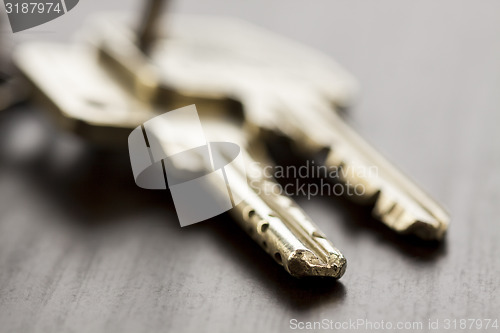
[14,41,245,146]
[87,15,358,112]
[14,43,152,146]
[15,14,357,145]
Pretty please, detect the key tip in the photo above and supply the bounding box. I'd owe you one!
[286,250,347,279]
[405,218,449,241]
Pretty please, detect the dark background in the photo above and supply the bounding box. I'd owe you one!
[1,1,499,332]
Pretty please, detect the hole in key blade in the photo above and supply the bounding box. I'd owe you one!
[274,252,282,264]
[85,99,107,109]
[312,231,326,239]
[260,222,269,233]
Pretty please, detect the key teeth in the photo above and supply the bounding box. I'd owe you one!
[286,250,347,279]
[373,193,449,241]
[404,219,448,241]
[381,212,448,241]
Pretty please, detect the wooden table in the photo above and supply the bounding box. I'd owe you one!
[1,1,499,332]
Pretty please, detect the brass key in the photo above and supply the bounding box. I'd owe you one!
[81,12,449,240]
[14,42,347,278]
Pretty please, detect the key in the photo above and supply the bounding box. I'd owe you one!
[13,42,347,278]
[81,12,449,240]
[275,88,449,240]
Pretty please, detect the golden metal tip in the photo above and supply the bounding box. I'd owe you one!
[405,218,449,241]
[286,250,347,279]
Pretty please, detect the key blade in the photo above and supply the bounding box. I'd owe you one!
[234,180,347,278]
[325,111,449,240]
[258,181,347,278]
[143,118,347,278]
[269,89,449,241]
[148,117,348,278]
[217,148,347,278]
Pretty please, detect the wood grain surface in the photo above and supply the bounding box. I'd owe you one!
[1,1,499,332]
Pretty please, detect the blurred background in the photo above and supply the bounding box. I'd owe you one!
[0,1,499,332]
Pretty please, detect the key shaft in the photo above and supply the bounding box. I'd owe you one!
[212,139,346,278]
